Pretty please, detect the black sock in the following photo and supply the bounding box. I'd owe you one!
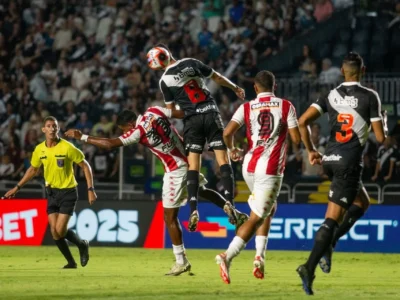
[187,170,199,213]
[305,218,338,274]
[220,164,235,205]
[65,229,84,248]
[332,205,364,248]
[55,238,75,264]
[198,187,226,209]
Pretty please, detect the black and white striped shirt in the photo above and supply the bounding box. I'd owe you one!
[159,58,219,118]
[312,81,382,165]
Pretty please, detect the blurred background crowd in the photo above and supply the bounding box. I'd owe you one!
[0,0,399,188]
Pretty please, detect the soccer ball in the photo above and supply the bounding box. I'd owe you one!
[146,47,170,70]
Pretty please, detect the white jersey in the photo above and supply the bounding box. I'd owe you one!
[232,92,298,176]
[119,107,187,173]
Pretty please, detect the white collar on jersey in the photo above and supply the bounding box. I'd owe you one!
[257,92,275,98]
[341,81,361,86]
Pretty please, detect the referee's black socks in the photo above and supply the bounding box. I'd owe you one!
[332,205,364,248]
[54,238,75,265]
[187,170,199,213]
[65,229,84,248]
[220,164,235,205]
[305,218,338,274]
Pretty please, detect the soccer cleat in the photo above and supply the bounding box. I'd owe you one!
[296,265,315,295]
[223,202,237,225]
[188,210,199,232]
[253,256,265,279]
[215,253,231,284]
[165,260,191,276]
[79,240,90,267]
[235,211,249,233]
[63,262,77,269]
[319,245,333,274]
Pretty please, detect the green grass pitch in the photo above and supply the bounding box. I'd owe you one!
[0,246,399,299]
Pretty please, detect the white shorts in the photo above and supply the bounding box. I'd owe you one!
[162,166,208,208]
[243,171,283,219]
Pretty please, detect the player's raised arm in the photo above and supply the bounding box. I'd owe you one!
[210,71,245,100]
[65,129,123,150]
[298,106,322,165]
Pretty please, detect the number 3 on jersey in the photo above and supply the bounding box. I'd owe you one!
[184,79,206,103]
[336,113,354,143]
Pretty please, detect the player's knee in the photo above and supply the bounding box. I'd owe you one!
[50,226,60,240]
[163,212,176,226]
[55,226,67,238]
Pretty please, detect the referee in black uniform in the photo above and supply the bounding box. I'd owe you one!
[4,116,97,269]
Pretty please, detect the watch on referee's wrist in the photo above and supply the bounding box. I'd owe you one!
[88,187,95,192]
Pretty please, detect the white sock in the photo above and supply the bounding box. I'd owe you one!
[172,244,186,264]
[255,236,268,259]
[225,236,246,261]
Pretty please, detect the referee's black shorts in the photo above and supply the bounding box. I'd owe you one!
[323,163,363,209]
[183,112,227,154]
[46,187,78,216]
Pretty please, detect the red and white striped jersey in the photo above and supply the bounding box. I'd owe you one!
[231,92,298,176]
[119,107,187,173]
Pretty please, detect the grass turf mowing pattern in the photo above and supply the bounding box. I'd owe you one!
[0,247,399,299]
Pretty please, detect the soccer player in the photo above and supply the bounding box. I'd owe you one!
[215,70,301,284]
[296,52,386,295]
[148,44,246,231]
[3,116,96,269]
[65,107,247,276]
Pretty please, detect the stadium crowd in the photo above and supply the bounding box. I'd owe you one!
[0,0,399,186]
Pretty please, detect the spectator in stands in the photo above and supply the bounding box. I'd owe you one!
[198,19,213,49]
[299,4,316,31]
[0,154,15,179]
[229,0,244,25]
[91,114,113,136]
[371,136,398,183]
[319,58,342,84]
[314,0,334,23]
[75,111,93,134]
[203,0,225,19]
[296,44,315,76]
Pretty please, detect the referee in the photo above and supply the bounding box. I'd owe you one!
[3,116,97,269]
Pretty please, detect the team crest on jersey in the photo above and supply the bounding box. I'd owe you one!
[57,159,64,167]
[251,101,279,110]
[333,96,358,108]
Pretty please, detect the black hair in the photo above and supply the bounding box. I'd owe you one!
[254,70,275,90]
[116,110,137,126]
[343,52,364,70]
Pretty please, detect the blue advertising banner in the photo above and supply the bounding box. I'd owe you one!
[167,203,400,253]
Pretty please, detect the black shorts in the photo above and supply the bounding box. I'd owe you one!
[183,112,226,154]
[323,163,363,209]
[47,187,78,216]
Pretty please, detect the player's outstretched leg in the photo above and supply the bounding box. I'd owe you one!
[164,208,191,276]
[216,211,264,284]
[199,187,237,225]
[252,204,275,279]
[319,188,368,274]
[297,207,340,295]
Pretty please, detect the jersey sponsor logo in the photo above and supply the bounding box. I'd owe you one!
[251,101,280,110]
[322,154,343,162]
[333,96,358,108]
[173,67,196,81]
[195,104,217,113]
[40,156,47,159]
[57,159,64,167]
